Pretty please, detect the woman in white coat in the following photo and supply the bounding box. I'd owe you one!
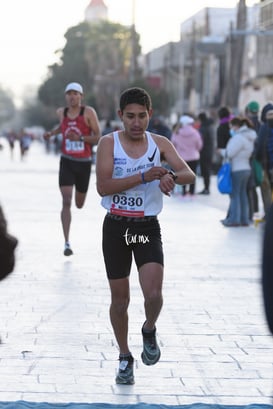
[222,117,257,227]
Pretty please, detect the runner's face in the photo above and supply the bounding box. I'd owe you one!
[119,103,152,140]
[65,91,82,107]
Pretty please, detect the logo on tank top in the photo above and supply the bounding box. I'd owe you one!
[148,147,157,162]
[114,157,127,165]
[114,166,123,177]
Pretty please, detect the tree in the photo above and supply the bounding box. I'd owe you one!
[224,0,247,109]
[38,21,141,120]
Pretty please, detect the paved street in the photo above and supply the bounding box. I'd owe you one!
[0,139,272,406]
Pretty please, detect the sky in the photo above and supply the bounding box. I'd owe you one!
[0,0,257,106]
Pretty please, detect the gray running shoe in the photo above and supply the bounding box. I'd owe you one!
[141,325,161,366]
[115,355,134,385]
[64,242,73,256]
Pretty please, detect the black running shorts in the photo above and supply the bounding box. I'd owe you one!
[59,156,92,193]
[102,213,164,280]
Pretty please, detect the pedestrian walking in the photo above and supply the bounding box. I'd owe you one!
[197,112,214,195]
[6,130,17,159]
[222,116,256,227]
[19,128,32,160]
[95,87,195,385]
[171,114,203,196]
[43,82,101,256]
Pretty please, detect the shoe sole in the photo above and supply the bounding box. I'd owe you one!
[141,349,161,366]
[64,249,73,256]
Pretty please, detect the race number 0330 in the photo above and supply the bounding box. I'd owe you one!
[112,194,143,208]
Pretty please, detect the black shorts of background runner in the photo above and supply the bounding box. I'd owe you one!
[59,156,92,193]
[102,213,164,280]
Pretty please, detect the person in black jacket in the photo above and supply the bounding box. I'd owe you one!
[262,202,273,334]
[245,100,261,133]
[216,106,233,150]
[245,101,261,221]
[254,102,273,218]
[197,112,215,194]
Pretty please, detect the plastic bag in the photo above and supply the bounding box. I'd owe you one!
[217,161,232,194]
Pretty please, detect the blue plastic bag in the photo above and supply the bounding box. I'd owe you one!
[217,161,232,194]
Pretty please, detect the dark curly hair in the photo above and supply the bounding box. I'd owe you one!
[218,106,231,119]
[119,87,152,113]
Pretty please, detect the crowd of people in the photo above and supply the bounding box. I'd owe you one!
[169,100,273,228]
[4,128,33,160]
[216,101,273,227]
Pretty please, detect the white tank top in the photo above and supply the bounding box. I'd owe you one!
[101,131,163,216]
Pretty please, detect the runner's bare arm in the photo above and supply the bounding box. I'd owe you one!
[43,108,62,139]
[84,106,101,145]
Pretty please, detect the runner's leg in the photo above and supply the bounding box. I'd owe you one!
[139,262,163,330]
[60,185,73,243]
[108,277,131,354]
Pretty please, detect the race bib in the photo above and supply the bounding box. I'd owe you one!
[65,139,84,152]
[110,190,145,217]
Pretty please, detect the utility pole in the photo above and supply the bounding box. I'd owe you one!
[129,0,137,83]
[224,0,247,109]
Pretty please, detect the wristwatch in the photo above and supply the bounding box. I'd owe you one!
[80,135,84,142]
[168,170,178,181]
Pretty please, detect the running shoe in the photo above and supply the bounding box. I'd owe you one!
[115,355,134,385]
[141,324,161,365]
[64,242,73,256]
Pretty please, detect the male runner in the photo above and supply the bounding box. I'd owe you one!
[96,87,195,384]
[44,82,101,255]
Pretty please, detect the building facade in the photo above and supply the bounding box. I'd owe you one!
[142,2,273,117]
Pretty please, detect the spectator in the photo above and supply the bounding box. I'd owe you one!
[254,102,273,218]
[245,100,261,132]
[102,119,114,136]
[222,117,256,227]
[217,106,233,150]
[197,112,214,195]
[245,100,261,221]
[147,116,172,139]
[171,115,203,196]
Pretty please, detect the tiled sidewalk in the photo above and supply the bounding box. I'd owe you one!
[0,140,271,406]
